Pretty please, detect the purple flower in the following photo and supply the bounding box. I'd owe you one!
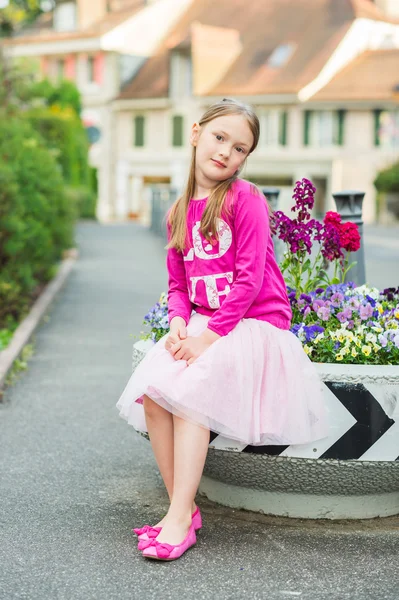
[337,307,353,323]
[304,324,324,342]
[315,287,325,294]
[394,335,399,349]
[303,306,311,317]
[321,223,344,262]
[383,287,397,302]
[347,320,355,330]
[291,178,316,223]
[348,297,360,309]
[330,292,344,307]
[313,299,325,311]
[378,334,388,348]
[317,306,331,321]
[300,294,312,303]
[359,303,373,321]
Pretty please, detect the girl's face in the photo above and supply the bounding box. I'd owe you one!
[190,114,254,187]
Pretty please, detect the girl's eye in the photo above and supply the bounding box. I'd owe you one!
[215,134,224,141]
[236,147,244,153]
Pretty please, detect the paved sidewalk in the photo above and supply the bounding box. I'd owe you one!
[363,225,399,290]
[0,222,398,600]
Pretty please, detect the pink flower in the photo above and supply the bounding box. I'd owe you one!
[359,303,373,320]
[317,306,331,321]
[340,222,361,253]
[313,299,325,311]
[324,211,342,228]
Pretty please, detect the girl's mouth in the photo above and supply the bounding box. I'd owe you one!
[211,159,227,168]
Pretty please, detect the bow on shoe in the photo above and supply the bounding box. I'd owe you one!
[133,525,160,537]
[140,538,174,558]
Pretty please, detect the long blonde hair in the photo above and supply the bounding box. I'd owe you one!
[167,98,260,252]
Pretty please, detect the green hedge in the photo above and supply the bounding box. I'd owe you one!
[26,106,90,188]
[0,115,77,327]
[28,79,82,115]
[25,106,98,218]
[374,161,399,193]
[65,185,97,219]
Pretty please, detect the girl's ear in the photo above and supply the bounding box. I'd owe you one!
[190,122,200,147]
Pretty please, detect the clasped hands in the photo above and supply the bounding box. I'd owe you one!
[165,317,220,365]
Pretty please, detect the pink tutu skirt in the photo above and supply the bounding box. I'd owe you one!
[116,313,328,446]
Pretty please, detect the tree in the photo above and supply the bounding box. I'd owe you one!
[0,0,56,37]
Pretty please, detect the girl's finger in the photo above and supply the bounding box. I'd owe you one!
[179,327,187,340]
[171,341,182,357]
[187,357,195,366]
[174,348,186,361]
[175,346,192,361]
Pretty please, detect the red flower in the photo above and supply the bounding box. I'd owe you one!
[339,222,361,252]
[323,211,342,228]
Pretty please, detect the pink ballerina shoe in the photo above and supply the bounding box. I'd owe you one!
[140,522,197,561]
[134,506,202,544]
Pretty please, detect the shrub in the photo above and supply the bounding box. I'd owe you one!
[0,115,77,327]
[29,78,83,115]
[374,162,399,193]
[65,186,97,219]
[25,105,90,188]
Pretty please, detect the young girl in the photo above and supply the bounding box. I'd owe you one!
[116,98,328,561]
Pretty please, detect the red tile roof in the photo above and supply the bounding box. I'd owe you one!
[4,0,144,45]
[311,49,399,101]
[119,0,390,100]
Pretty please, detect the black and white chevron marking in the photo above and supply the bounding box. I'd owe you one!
[208,380,399,461]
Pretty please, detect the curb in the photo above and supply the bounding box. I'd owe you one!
[0,249,79,391]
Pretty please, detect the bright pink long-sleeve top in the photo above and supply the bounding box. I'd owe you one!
[167,179,292,337]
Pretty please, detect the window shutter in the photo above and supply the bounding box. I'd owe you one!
[304,110,312,146]
[172,115,184,147]
[134,116,145,147]
[337,109,346,146]
[64,55,76,81]
[279,111,288,146]
[94,54,104,85]
[374,109,382,146]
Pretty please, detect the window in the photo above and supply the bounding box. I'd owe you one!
[87,56,95,83]
[172,115,184,147]
[260,110,288,147]
[169,51,192,98]
[374,109,399,148]
[267,44,296,69]
[134,116,145,147]
[303,110,345,147]
[53,1,76,32]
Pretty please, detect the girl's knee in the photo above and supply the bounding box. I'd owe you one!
[143,395,165,418]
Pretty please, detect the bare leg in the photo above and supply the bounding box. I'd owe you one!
[143,395,174,526]
[143,396,198,526]
[156,415,210,544]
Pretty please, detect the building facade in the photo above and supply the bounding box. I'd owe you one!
[4,0,194,220]
[4,0,399,223]
[110,0,399,224]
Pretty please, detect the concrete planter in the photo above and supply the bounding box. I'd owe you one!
[132,341,399,519]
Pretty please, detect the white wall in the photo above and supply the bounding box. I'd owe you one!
[110,103,399,223]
